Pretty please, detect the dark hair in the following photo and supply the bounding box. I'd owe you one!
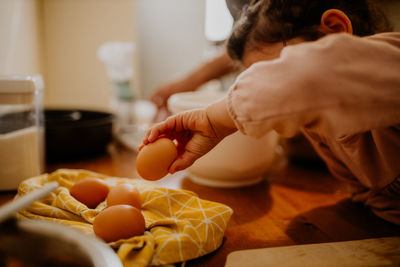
[227,0,392,61]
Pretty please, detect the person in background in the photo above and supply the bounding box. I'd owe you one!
[150,51,237,112]
[141,0,400,224]
[150,0,248,113]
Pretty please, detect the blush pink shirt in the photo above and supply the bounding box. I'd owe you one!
[227,32,400,224]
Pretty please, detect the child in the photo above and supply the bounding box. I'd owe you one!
[141,0,400,224]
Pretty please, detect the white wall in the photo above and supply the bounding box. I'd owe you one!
[0,0,207,110]
[43,0,136,111]
[0,0,43,76]
[135,0,207,99]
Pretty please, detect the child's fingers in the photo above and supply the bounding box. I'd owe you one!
[141,123,164,144]
[148,127,161,142]
[148,116,178,142]
[169,151,198,174]
[142,130,152,145]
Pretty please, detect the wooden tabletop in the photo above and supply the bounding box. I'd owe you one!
[1,141,399,266]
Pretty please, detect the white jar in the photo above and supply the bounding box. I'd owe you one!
[0,75,45,190]
[168,90,279,188]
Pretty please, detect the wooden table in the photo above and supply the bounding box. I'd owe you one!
[1,141,399,266]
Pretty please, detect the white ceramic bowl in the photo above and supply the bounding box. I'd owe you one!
[168,90,279,188]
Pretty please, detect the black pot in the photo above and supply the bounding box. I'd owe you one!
[45,109,114,162]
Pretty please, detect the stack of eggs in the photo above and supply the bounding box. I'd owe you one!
[69,137,178,242]
[70,179,145,242]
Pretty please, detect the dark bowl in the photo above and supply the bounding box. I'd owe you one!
[45,109,114,162]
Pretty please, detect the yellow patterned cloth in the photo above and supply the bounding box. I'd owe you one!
[16,169,233,266]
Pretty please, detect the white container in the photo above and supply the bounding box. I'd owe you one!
[0,75,45,190]
[168,90,279,188]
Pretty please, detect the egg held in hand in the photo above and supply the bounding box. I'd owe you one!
[136,138,178,180]
[70,178,109,208]
[93,205,146,243]
[107,183,141,209]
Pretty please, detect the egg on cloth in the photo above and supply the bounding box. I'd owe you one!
[136,138,178,180]
[15,169,233,266]
[69,177,109,208]
[107,183,142,209]
[93,204,146,243]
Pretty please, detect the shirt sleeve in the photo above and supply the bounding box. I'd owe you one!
[227,32,400,139]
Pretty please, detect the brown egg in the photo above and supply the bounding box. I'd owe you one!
[93,205,145,243]
[70,178,109,208]
[107,183,141,209]
[136,138,178,180]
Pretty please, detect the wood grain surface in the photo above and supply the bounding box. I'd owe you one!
[1,141,399,267]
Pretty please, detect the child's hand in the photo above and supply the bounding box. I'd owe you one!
[140,99,237,173]
[140,109,222,174]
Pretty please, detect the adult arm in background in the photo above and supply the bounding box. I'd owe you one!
[151,51,237,110]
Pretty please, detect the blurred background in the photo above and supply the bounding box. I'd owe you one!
[0,0,399,112]
[0,0,398,128]
[0,0,239,112]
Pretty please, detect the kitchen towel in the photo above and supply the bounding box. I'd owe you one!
[16,169,233,266]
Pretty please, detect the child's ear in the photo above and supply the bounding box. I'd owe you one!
[320,9,353,34]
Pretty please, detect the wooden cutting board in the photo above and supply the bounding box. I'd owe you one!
[225,237,400,267]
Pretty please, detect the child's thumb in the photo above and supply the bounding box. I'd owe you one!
[169,151,199,174]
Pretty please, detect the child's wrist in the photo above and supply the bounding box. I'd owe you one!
[205,98,237,139]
